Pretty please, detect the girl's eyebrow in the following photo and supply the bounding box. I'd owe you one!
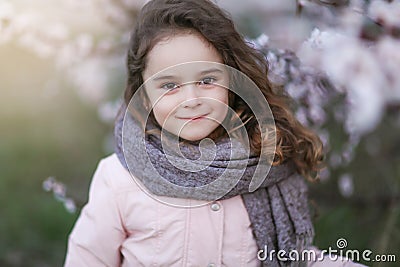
[152,68,225,81]
[199,68,224,75]
[152,75,176,81]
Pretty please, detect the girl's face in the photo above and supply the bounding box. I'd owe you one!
[143,33,229,141]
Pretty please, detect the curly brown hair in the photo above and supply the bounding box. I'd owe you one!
[123,0,325,181]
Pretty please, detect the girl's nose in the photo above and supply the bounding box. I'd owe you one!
[181,83,202,108]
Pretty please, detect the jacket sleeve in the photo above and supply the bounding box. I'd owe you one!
[64,159,126,267]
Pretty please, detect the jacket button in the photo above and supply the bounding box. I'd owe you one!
[210,202,220,211]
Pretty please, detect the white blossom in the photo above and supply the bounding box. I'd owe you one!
[339,7,364,36]
[98,99,122,123]
[0,1,14,43]
[348,0,366,13]
[57,42,79,68]
[344,76,384,135]
[338,173,354,198]
[298,28,342,68]
[63,198,77,214]
[376,37,400,102]
[319,167,330,182]
[300,30,387,135]
[74,34,94,58]
[67,58,109,104]
[0,1,13,18]
[341,145,355,165]
[286,83,307,100]
[308,104,326,125]
[42,176,56,192]
[368,0,400,28]
[295,107,309,126]
[329,153,343,168]
[120,0,149,9]
[42,176,77,213]
[97,0,135,28]
[255,33,269,47]
[52,182,67,200]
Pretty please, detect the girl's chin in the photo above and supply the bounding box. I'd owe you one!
[178,133,212,142]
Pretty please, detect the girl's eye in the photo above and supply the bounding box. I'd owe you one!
[161,82,179,91]
[198,77,216,86]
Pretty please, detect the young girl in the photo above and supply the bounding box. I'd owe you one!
[64,0,365,266]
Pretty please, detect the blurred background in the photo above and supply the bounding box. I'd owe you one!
[0,0,399,266]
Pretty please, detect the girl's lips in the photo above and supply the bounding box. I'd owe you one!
[190,116,204,121]
[178,114,209,120]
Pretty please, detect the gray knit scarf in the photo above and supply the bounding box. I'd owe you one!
[114,104,314,266]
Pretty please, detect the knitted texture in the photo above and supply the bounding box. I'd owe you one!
[114,104,314,266]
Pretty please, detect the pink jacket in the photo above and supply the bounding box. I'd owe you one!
[64,153,260,267]
[64,154,366,267]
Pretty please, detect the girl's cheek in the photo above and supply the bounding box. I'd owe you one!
[152,105,166,124]
[214,88,229,105]
[152,101,175,123]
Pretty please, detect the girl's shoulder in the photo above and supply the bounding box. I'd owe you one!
[94,153,142,194]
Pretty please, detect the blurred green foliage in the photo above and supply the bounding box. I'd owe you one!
[0,44,110,266]
[309,103,400,266]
